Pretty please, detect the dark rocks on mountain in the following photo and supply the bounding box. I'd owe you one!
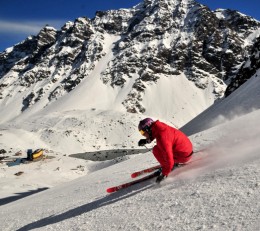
[225,36,260,97]
[22,92,36,111]
[0,149,7,154]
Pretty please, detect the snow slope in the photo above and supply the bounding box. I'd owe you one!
[181,73,260,135]
[0,109,259,230]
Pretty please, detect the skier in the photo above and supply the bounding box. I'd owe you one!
[138,118,193,183]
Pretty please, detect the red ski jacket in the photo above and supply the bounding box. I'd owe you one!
[151,120,193,176]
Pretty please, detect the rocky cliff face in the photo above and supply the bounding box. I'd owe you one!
[225,36,260,97]
[0,0,259,118]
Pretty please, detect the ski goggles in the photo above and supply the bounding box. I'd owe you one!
[139,130,145,135]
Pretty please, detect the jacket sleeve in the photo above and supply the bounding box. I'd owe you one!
[153,134,174,176]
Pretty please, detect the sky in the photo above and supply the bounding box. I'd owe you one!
[0,0,260,52]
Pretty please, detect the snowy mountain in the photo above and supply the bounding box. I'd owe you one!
[181,35,260,135]
[0,0,260,126]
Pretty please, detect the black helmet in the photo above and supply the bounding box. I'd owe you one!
[138,118,154,131]
[138,118,154,141]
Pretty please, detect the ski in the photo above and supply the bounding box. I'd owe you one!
[131,165,161,178]
[106,171,159,193]
[106,156,204,193]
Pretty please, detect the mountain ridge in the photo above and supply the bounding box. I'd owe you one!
[0,0,260,126]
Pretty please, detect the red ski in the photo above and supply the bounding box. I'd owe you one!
[131,165,161,178]
[106,171,159,193]
[106,156,204,193]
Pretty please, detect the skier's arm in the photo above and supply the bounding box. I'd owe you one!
[153,136,174,176]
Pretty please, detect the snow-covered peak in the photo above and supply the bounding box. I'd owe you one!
[0,0,260,128]
[214,9,230,20]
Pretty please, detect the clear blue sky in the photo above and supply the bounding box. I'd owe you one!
[0,0,259,52]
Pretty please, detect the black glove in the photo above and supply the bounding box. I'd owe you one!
[156,172,166,183]
[154,167,162,176]
[138,139,147,146]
